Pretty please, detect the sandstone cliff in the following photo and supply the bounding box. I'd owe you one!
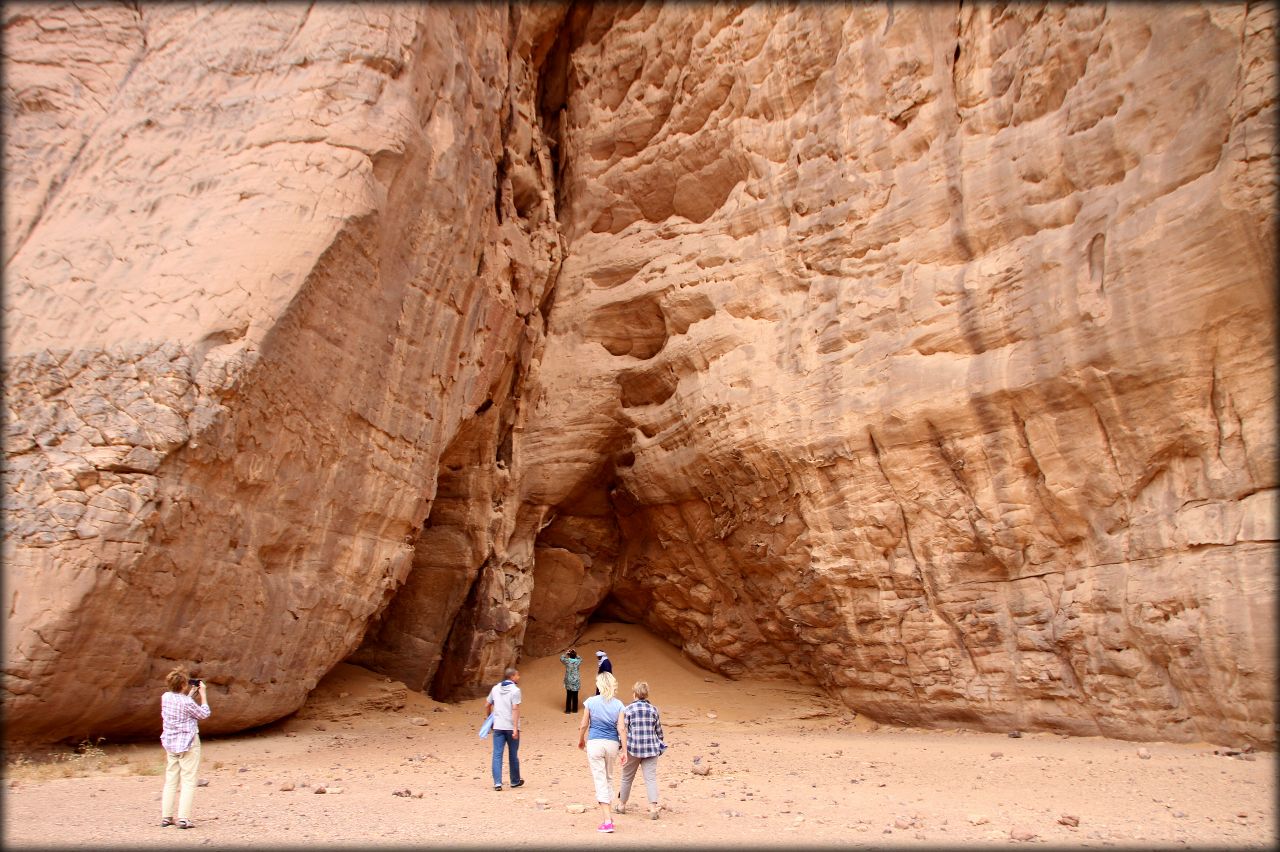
[3,2,1275,747]
[517,2,1277,745]
[4,2,567,739]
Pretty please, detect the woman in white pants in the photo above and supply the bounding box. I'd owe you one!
[159,667,211,829]
[618,680,667,819]
[578,672,627,833]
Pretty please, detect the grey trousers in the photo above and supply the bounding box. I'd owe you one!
[619,754,660,804]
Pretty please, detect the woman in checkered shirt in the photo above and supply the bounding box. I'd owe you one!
[159,667,212,829]
[618,680,667,820]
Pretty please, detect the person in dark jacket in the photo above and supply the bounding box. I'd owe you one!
[594,650,613,694]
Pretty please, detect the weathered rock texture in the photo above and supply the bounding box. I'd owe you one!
[3,2,567,740]
[4,2,1276,747]
[518,2,1278,746]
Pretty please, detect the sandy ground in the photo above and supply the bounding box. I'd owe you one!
[4,622,1275,849]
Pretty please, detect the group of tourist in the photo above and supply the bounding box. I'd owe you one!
[488,647,667,834]
[156,645,666,835]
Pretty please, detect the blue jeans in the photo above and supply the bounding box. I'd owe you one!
[492,729,521,785]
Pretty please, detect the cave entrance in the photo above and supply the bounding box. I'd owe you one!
[522,445,646,658]
[587,593,637,626]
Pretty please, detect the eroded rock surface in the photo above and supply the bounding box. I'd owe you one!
[518,3,1277,744]
[3,2,565,739]
[3,2,1275,746]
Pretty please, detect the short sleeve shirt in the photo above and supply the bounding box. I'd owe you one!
[584,695,624,742]
[487,680,522,731]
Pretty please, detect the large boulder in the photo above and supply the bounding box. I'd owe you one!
[2,2,565,742]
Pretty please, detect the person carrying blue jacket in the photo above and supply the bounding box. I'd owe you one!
[485,668,524,791]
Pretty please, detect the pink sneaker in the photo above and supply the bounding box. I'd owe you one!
[597,821,615,833]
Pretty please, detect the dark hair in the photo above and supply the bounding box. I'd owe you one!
[567,650,578,659]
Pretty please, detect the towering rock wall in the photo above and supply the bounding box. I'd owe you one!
[3,2,565,740]
[3,2,1275,747]
[517,3,1277,744]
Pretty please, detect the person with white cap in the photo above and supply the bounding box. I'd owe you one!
[593,650,613,694]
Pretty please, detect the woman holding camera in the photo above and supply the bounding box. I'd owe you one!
[559,649,582,714]
[159,667,211,829]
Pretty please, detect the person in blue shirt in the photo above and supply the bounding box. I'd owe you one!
[577,672,627,833]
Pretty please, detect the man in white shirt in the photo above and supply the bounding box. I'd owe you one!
[485,667,524,790]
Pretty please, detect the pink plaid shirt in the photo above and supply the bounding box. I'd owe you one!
[160,691,210,754]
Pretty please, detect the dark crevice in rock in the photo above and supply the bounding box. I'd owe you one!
[536,8,572,209]
[350,7,582,703]
[589,594,638,625]
[430,555,498,701]
[348,407,499,694]
[536,3,593,223]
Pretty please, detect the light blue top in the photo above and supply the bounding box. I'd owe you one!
[584,695,624,742]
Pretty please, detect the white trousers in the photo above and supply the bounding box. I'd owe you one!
[161,735,202,820]
[585,738,619,804]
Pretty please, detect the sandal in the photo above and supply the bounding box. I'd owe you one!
[160,818,175,828]
[177,819,195,829]
[649,809,660,820]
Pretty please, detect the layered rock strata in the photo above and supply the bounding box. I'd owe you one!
[3,2,1275,747]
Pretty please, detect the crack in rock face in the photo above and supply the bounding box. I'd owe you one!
[3,2,1275,747]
